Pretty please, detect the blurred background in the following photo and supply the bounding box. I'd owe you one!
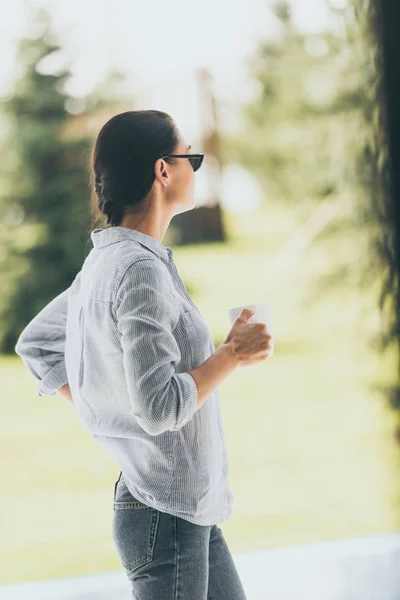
[1,0,400,596]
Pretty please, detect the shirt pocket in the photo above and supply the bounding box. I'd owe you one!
[173,306,213,371]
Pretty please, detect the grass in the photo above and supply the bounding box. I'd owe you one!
[2,201,400,584]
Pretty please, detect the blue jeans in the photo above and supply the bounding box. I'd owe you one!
[112,471,248,599]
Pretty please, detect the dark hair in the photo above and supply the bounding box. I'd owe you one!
[89,110,179,228]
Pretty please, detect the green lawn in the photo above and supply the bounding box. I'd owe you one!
[2,202,400,584]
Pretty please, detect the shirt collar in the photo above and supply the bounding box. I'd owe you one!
[90,226,173,262]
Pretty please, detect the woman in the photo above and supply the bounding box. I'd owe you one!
[15,110,272,599]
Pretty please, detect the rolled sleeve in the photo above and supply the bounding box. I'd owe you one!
[170,371,198,430]
[37,360,68,397]
[14,278,77,397]
[115,258,199,436]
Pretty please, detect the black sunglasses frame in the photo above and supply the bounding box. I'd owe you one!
[160,153,204,172]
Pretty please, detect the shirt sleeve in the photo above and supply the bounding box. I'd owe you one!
[14,274,80,397]
[114,258,199,436]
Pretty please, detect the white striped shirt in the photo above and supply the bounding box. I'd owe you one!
[15,226,234,525]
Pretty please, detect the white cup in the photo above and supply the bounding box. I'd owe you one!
[228,301,274,357]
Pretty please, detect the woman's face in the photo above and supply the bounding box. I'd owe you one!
[159,129,196,214]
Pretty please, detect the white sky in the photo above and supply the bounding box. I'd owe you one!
[0,1,340,129]
[0,0,344,209]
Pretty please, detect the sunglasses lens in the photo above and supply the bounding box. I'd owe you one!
[189,155,203,172]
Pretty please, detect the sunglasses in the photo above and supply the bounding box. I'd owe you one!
[160,153,205,172]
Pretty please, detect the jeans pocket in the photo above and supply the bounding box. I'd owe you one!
[112,480,160,572]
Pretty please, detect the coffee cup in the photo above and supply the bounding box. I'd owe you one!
[228,301,274,357]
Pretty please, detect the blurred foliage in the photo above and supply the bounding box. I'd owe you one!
[0,6,130,353]
[222,1,363,205]
[223,0,398,358]
[352,0,400,356]
[1,0,398,368]
[0,7,92,352]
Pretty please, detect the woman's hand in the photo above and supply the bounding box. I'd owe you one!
[223,308,273,367]
[57,383,74,406]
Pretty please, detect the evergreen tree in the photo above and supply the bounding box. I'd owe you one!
[0,8,93,353]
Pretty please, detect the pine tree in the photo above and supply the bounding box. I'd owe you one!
[0,8,93,352]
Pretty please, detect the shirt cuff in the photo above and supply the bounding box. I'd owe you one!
[172,372,199,430]
[38,361,69,397]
